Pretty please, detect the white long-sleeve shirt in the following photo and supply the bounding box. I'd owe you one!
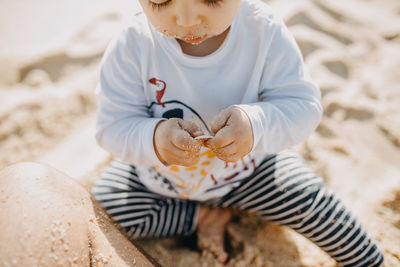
[95,0,323,201]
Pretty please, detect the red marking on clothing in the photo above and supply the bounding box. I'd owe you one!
[224,172,239,181]
[210,174,218,185]
[251,159,256,169]
[149,78,166,107]
[233,163,237,169]
[241,158,248,170]
[224,162,229,168]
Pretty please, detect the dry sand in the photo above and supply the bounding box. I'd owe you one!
[1,0,400,266]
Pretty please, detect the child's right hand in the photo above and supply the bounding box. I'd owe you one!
[154,118,205,167]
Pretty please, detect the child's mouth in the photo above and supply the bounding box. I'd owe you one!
[182,34,207,44]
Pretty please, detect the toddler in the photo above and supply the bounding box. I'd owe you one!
[92,0,383,265]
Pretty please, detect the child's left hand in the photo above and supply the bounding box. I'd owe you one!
[204,107,253,162]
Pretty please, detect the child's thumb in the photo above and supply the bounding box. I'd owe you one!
[210,109,230,134]
[179,120,204,138]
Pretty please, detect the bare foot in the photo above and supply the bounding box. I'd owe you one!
[196,206,232,263]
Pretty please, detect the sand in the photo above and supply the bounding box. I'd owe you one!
[1,0,399,266]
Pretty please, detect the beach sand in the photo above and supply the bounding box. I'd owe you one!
[1,0,400,265]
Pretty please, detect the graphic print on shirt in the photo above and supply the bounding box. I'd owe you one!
[146,77,257,199]
[149,78,166,108]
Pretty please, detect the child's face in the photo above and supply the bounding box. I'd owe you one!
[138,0,241,45]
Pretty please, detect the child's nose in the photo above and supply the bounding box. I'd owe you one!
[175,5,201,27]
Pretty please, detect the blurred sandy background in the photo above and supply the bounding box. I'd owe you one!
[1,0,400,266]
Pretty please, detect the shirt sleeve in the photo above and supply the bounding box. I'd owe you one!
[95,29,166,166]
[235,19,323,154]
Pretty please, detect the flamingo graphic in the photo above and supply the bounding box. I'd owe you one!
[149,78,166,107]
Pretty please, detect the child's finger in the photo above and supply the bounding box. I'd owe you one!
[205,126,235,149]
[163,143,196,158]
[213,142,237,156]
[158,141,200,166]
[210,109,230,135]
[178,120,205,138]
[217,153,240,163]
[172,131,202,152]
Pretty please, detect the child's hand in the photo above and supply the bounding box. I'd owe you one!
[154,118,205,167]
[205,107,253,162]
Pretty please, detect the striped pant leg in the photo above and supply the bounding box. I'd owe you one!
[218,150,384,267]
[91,160,198,239]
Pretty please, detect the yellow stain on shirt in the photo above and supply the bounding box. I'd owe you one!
[153,149,220,197]
[170,165,180,172]
[179,192,189,199]
[200,150,216,159]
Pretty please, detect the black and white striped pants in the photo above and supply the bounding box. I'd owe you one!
[92,150,383,267]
